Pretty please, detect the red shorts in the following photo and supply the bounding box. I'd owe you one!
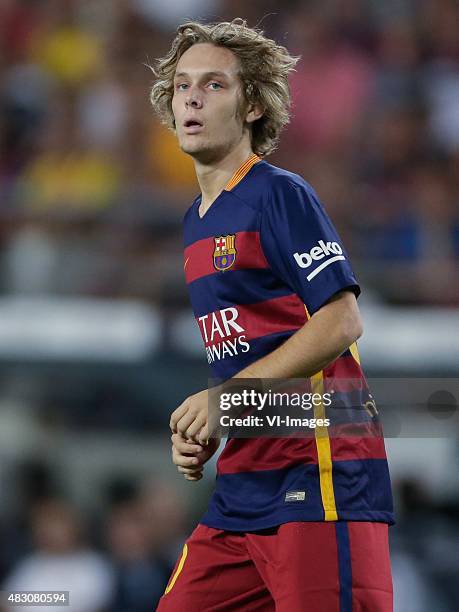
[157,521,393,612]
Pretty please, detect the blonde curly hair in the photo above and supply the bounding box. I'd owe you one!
[149,18,300,157]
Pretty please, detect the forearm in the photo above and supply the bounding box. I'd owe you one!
[170,292,362,445]
[234,291,362,379]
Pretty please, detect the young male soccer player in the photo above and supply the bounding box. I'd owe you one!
[151,19,394,612]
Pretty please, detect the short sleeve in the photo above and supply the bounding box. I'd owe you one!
[259,179,360,315]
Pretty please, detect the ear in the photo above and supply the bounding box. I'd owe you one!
[245,103,264,124]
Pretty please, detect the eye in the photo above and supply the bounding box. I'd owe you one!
[176,83,188,91]
[208,82,222,90]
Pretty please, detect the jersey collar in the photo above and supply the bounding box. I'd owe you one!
[224,153,261,191]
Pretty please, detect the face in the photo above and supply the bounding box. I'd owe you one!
[172,43,259,163]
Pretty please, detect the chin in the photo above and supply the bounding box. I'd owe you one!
[180,142,216,162]
[181,139,231,164]
[180,142,204,155]
[179,135,203,151]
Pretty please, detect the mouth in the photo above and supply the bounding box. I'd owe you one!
[183,119,204,134]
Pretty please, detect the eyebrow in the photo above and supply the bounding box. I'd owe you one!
[174,70,231,80]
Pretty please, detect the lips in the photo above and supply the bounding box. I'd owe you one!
[184,118,203,127]
[183,118,204,133]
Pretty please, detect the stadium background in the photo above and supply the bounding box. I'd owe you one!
[0,0,458,610]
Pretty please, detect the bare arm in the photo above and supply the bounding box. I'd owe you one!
[233,289,363,379]
[170,289,363,446]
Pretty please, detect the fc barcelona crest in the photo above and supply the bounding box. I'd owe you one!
[213,234,237,271]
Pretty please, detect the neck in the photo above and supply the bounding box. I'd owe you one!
[193,141,255,210]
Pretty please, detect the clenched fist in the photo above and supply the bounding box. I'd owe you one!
[171,432,221,481]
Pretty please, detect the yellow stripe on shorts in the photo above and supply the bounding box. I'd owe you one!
[164,543,188,595]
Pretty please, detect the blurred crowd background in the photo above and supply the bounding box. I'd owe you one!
[0,0,458,610]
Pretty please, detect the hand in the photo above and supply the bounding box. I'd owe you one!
[170,389,209,444]
[171,432,221,481]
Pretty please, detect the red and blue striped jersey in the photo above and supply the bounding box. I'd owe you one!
[183,154,394,531]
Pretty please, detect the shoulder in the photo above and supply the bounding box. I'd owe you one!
[234,160,318,215]
[256,161,319,210]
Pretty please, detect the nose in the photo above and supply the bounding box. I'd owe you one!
[185,91,203,109]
